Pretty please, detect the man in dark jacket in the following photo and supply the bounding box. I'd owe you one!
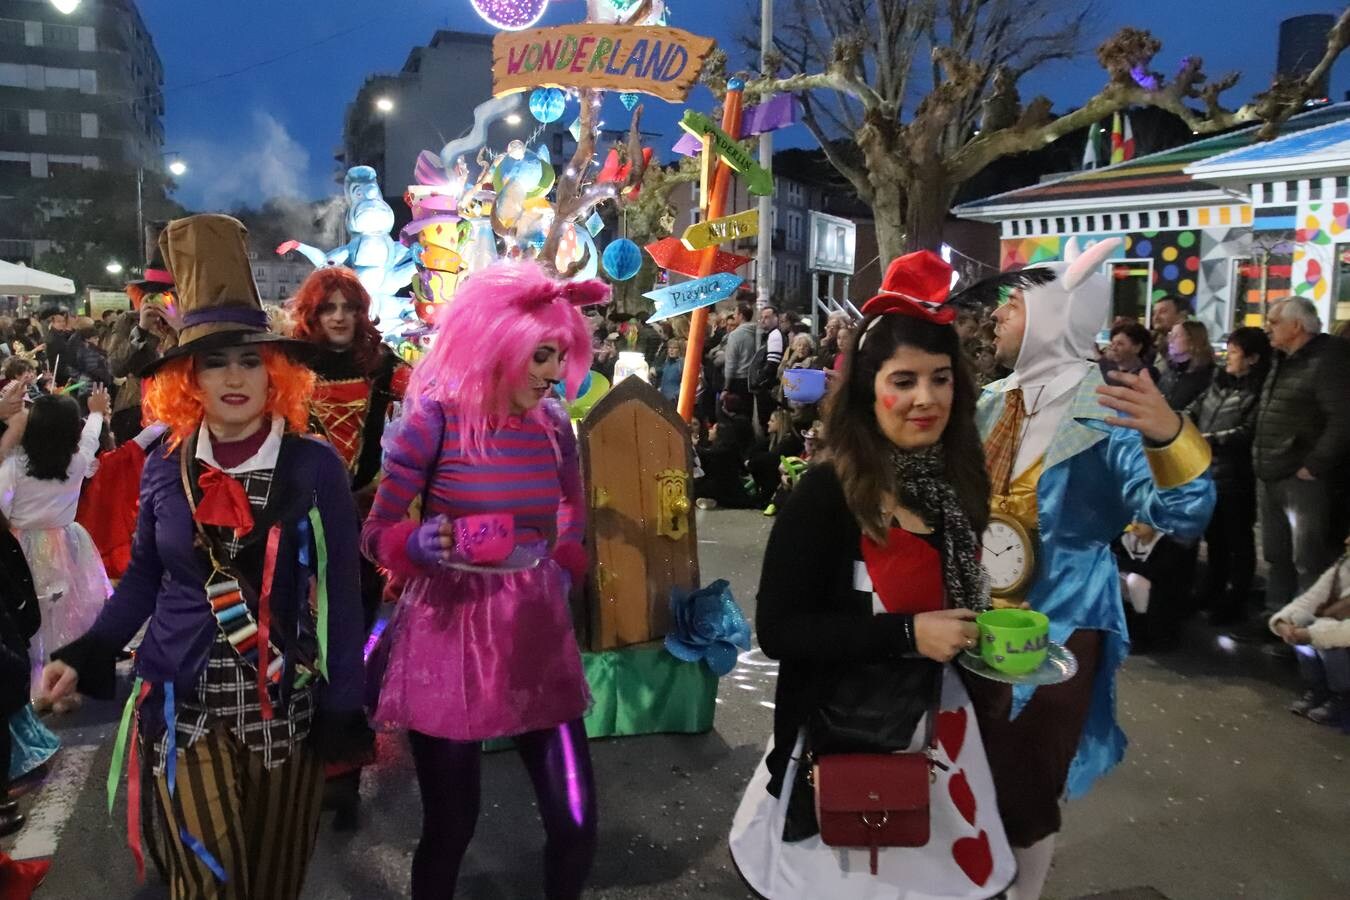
[1253,297,1350,615]
[37,306,72,384]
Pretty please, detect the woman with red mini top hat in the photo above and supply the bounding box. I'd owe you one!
[39,214,372,900]
[289,265,409,830]
[729,251,1016,899]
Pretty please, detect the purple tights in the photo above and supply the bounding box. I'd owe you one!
[408,718,598,899]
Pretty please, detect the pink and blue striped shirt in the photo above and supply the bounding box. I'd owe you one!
[362,398,584,558]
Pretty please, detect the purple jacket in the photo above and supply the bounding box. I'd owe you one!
[55,434,367,743]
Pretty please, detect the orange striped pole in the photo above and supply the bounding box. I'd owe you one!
[676,80,745,423]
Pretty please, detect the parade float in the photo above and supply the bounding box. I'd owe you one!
[288,0,802,741]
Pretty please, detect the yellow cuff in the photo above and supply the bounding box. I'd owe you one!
[1145,417,1211,489]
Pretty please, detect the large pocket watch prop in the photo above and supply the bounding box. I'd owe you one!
[981,511,1035,600]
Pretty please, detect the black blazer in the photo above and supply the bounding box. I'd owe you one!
[756,463,936,796]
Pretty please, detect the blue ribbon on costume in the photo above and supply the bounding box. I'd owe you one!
[163,683,177,794]
[163,682,229,883]
[663,579,752,676]
[297,517,312,568]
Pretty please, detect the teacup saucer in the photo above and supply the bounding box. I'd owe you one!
[444,545,543,574]
[957,641,1078,686]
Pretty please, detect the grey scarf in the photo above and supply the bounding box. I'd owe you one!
[889,444,990,612]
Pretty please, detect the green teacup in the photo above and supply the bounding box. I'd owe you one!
[977,609,1050,675]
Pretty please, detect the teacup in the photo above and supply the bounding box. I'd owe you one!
[976,608,1049,675]
[453,513,514,565]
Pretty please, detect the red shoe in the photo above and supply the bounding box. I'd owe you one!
[0,853,50,900]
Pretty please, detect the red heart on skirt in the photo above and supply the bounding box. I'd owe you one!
[948,768,976,826]
[952,829,993,886]
[936,707,967,761]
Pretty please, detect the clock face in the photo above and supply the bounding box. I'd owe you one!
[982,520,1031,593]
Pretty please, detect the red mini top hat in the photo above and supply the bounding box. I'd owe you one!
[861,250,956,324]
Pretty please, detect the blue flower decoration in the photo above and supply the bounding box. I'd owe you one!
[664,580,752,676]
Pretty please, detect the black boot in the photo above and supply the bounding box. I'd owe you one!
[0,809,24,838]
[324,770,362,832]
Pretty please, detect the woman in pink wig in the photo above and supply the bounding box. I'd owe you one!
[361,260,605,900]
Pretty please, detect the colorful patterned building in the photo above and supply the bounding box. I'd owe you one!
[955,102,1350,337]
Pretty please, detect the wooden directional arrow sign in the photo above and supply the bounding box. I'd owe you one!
[644,273,744,323]
[680,209,759,251]
[678,110,774,196]
[644,237,751,278]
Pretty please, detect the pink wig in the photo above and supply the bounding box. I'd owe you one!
[406,259,609,458]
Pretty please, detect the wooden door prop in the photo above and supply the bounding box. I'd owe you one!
[579,376,699,651]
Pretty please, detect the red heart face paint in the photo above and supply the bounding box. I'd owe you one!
[881,395,899,410]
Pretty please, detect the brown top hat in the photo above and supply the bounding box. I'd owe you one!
[127,220,175,292]
[140,214,313,375]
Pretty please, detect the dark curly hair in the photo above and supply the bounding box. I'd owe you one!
[22,394,83,481]
[824,313,990,543]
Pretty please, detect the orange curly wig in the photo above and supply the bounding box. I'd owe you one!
[142,346,315,450]
[288,267,384,375]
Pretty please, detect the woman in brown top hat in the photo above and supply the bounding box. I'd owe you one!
[41,214,372,900]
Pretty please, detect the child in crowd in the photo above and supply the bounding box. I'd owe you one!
[0,387,113,706]
[1270,537,1350,728]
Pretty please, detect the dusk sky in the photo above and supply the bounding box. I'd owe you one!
[137,1,1349,211]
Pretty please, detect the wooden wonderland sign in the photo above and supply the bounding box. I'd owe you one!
[492,25,716,102]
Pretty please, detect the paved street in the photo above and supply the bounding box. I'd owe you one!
[6,509,1348,899]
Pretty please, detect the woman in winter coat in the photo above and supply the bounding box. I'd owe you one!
[1157,321,1214,411]
[1185,326,1270,625]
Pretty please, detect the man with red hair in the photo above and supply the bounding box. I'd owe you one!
[289,265,408,830]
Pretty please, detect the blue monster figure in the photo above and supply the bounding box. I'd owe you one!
[277,166,416,331]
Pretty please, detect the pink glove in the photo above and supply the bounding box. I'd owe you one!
[551,541,589,587]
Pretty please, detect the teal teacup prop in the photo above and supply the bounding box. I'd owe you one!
[977,609,1050,675]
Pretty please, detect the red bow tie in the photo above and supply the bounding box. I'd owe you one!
[195,467,254,538]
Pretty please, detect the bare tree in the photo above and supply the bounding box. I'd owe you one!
[738,1,1350,260]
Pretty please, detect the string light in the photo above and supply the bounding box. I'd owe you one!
[468,0,550,31]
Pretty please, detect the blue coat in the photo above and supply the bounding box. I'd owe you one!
[977,368,1215,797]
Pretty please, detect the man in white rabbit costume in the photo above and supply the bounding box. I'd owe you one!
[966,237,1215,898]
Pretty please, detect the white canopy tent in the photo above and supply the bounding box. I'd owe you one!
[0,259,75,295]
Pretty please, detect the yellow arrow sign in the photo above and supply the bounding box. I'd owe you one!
[680,209,759,251]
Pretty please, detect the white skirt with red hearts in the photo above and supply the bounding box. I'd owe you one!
[729,665,1016,899]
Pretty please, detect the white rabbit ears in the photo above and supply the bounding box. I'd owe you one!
[1062,237,1123,291]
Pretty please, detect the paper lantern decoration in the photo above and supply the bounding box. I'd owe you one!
[529,88,566,124]
[565,371,609,420]
[602,239,643,281]
[469,0,549,31]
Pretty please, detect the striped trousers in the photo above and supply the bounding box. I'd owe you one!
[152,724,324,900]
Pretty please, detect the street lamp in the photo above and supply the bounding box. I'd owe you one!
[105,261,123,275]
[137,151,186,249]
[374,96,395,114]
[50,0,80,14]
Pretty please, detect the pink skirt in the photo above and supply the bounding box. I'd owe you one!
[372,558,590,741]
